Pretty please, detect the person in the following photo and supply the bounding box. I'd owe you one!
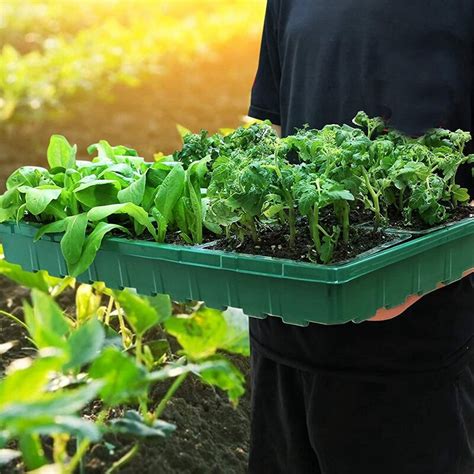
[247,2,474,473]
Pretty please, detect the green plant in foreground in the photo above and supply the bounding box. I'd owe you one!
[0,258,249,473]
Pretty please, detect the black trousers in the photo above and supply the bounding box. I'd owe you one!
[249,352,474,474]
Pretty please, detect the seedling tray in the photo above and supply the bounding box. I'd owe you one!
[0,219,473,326]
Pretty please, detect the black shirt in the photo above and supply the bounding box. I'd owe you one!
[249,0,474,377]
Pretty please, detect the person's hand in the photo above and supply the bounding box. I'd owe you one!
[368,268,474,322]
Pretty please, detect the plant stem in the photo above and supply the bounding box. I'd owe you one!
[398,188,405,212]
[311,206,321,253]
[362,167,381,228]
[104,296,114,326]
[105,443,139,474]
[65,410,109,474]
[342,202,350,244]
[247,218,258,243]
[288,206,296,248]
[0,310,29,331]
[153,372,188,419]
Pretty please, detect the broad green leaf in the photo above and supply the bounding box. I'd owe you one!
[147,294,172,322]
[87,203,156,239]
[61,213,88,265]
[0,260,52,293]
[0,382,102,427]
[47,135,77,170]
[87,140,115,161]
[27,415,101,442]
[68,222,128,277]
[6,167,49,190]
[109,410,175,438]
[199,357,245,406]
[21,186,62,216]
[0,356,65,407]
[164,308,227,360]
[74,180,120,208]
[35,219,68,241]
[65,318,105,370]
[24,291,69,350]
[154,164,185,222]
[115,290,160,336]
[117,172,147,206]
[89,347,149,406]
[221,308,250,356]
[147,359,230,382]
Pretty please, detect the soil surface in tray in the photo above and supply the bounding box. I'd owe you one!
[385,204,473,231]
[209,221,398,264]
[0,276,251,474]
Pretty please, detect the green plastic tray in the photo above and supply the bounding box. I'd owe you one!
[0,219,473,326]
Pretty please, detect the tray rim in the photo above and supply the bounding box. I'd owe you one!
[0,218,473,285]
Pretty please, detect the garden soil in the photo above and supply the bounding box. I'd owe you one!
[0,276,251,474]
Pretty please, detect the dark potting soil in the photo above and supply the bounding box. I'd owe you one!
[210,222,397,264]
[0,276,251,474]
[385,204,473,231]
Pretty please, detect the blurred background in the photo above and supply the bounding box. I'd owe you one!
[0,0,266,188]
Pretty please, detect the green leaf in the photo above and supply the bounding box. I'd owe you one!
[74,180,120,208]
[151,207,168,242]
[220,308,250,356]
[0,260,58,293]
[115,289,160,336]
[6,166,49,190]
[61,213,88,265]
[0,356,67,407]
[24,290,69,350]
[0,382,102,427]
[28,415,101,442]
[154,164,185,222]
[65,318,105,370]
[35,219,68,241]
[109,410,175,438]
[68,222,128,277]
[87,140,115,161]
[22,186,62,216]
[47,135,77,169]
[199,357,245,406]
[451,185,470,203]
[87,203,156,239]
[117,172,147,206]
[147,294,172,322]
[164,308,228,360]
[89,347,149,406]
